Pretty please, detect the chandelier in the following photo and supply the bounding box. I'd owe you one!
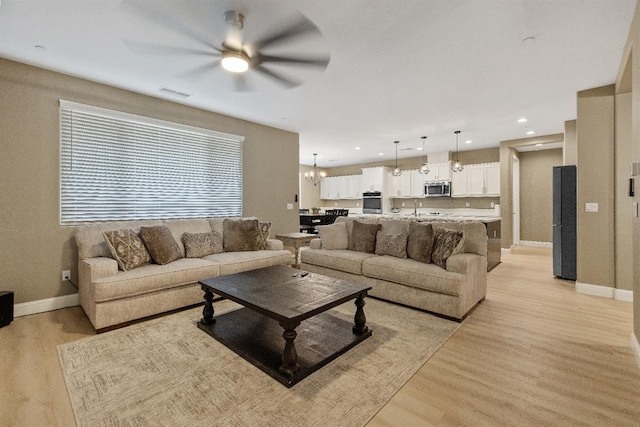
[390,140,402,176]
[305,153,326,186]
[451,130,464,173]
[418,136,430,174]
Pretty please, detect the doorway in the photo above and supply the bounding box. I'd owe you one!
[512,154,520,245]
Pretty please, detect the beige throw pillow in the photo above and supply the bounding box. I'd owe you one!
[139,226,183,265]
[103,229,151,271]
[375,231,408,258]
[317,222,348,250]
[257,222,271,250]
[223,219,260,252]
[407,222,435,264]
[348,220,381,253]
[182,232,223,258]
[431,228,465,269]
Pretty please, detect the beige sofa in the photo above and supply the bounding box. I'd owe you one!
[74,218,292,331]
[300,217,487,320]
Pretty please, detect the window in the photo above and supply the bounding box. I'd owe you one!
[60,100,243,226]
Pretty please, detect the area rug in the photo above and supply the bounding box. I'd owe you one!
[58,298,459,427]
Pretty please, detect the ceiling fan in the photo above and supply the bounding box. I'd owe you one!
[122,1,331,91]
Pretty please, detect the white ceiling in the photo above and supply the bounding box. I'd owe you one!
[0,0,635,167]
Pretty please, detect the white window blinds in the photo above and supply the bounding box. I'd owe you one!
[60,100,243,225]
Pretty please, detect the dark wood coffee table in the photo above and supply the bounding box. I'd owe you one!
[197,265,372,387]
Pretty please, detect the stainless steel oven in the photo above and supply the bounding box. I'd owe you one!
[362,191,382,214]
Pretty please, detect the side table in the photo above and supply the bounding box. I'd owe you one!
[275,232,317,268]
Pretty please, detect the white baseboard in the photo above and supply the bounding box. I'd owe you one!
[632,333,640,371]
[14,293,79,318]
[614,289,634,302]
[575,282,633,302]
[501,248,511,255]
[519,240,553,248]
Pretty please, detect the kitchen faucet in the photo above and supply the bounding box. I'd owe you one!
[414,199,418,217]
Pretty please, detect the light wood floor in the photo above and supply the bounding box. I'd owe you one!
[1,246,638,426]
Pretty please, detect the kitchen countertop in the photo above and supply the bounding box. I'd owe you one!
[345,208,501,223]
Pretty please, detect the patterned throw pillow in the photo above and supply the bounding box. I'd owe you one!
[103,229,151,271]
[223,219,260,252]
[407,222,435,264]
[257,222,271,250]
[182,232,223,258]
[139,226,183,265]
[348,220,381,253]
[431,228,465,269]
[317,222,348,250]
[375,231,408,258]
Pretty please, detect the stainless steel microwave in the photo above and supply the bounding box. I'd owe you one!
[425,181,451,197]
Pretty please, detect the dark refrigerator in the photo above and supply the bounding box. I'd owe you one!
[552,165,576,280]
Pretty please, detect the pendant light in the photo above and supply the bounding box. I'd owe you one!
[451,130,464,172]
[305,153,326,186]
[418,136,430,174]
[391,140,402,176]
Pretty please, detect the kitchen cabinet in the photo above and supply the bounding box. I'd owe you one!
[321,174,361,200]
[424,162,451,182]
[451,162,500,197]
[362,166,391,193]
[390,170,426,198]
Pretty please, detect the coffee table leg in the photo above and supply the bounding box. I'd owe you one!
[353,294,369,335]
[279,322,300,377]
[201,287,215,325]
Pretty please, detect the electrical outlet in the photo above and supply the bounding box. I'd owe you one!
[286,203,293,210]
[419,202,422,207]
[62,270,71,281]
[465,202,470,207]
[334,202,338,206]
[356,202,359,207]
[491,202,495,208]
[401,202,405,207]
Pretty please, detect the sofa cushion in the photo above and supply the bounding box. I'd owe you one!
[223,218,260,252]
[407,222,435,264]
[140,226,183,265]
[378,219,410,235]
[103,229,151,271]
[257,222,271,250]
[348,220,381,253]
[317,222,348,250]
[362,256,465,296]
[300,248,378,275]
[76,220,162,260]
[203,250,292,276]
[183,231,223,258]
[432,228,465,269]
[90,258,220,302]
[375,231,408,258]
[431,221,487,256]
[163,219,214,255]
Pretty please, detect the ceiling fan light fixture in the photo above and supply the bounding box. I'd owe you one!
[221,50,249,73]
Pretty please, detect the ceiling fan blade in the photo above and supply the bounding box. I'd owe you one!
[253,18,321,51]
[253,65,301,88]
[258,54,330,69]
[177,60,220,81]
[121,0,220,51]
[124,40,220,57]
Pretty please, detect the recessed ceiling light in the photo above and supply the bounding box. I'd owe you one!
[417,147,423,151]
[465,140,472,144]
[517,118,527,123]
[526,130,535,135]
[355,147,361,150]
[378,153,383,156]
[535,143,543,147]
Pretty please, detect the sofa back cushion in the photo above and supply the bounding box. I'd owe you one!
[378,219,410,235]
[406,222,435,263]
[317,222,349,250]
[163,219,213,255]
[183,232,224,258]
[75,220,163,260]
[431,221,487,256]
[375,230,408,258]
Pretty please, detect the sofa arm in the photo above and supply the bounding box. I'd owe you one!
[446,253,485,275]
[309,238,322,249]
[266,238,284,251]
[78,257,118,286]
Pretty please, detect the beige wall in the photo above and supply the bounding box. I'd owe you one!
[618,0,639,339]
[0,58,299,304]
[519,149,563,243]
[615,92,633,291]
[576,85,616,288]
[564,120,577,166]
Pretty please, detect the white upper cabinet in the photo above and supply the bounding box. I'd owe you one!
[424,162,451,182]
[362,166,390,193]
[347,174,362,198]
[411,170,427,197]
[320,174,362,200]
[389,170,426,198]
[451,162,500,197]
[320,177,331,199]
